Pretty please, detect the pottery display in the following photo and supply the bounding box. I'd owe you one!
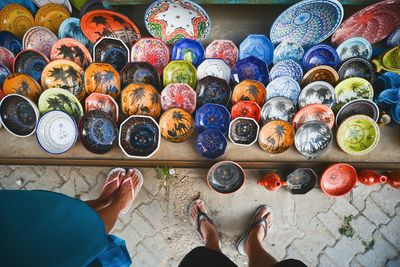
[85,93,119,122]
[269,60,303,83]
[50,38,92,69]
[34,3,70,34]
[373,46,400,73]
[338,58,375,85]
[336,37,372,62]
[161,83,196,114]
[120,62,160,90]
[357,169,387,186]
[231,56,269,86]
[22,26,58,58]
[13,49,49,82]
[144,0,210,44]
[302,44,340,71]
[376,88,400,106]
[0,64,10,88]
[207,161,245,193]
[84,63,120,99]
[197,58,231,83]
[195,129,227,160]
[0,4,35,38]
[93,37,129,72]
[293,104,335,130]
[195,103,230,134]
[258,172,284,191]
[231,101,261,122]
[239,34,274,66]
[205,40,238,69]
[374,72,400,93]
[387,27,400,47]
[58,18,92,49]
[0,31,22,55]
[266,76,300,106]
[285,168,317,195]
[0,47,15,70]
[261,96,296,124]
[273,41,304,65]
[3,73,42,102]
[334,77,374,111]
[298,81,335,109]
[336,99,379,126]
[320,163,357,197]
[301,65,339,87]
[258,120,294,154]
[159,107,194,143]
[163,60,197,88]
[33,0,72,13]
[295,121,333,158]
[195,76,231,108]
[228,117,259,146]
[172,38,204,67]
[232,80,266,107]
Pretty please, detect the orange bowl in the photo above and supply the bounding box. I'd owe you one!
[320,163,357,197]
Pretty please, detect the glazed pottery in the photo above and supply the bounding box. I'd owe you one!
[266,76,300,106]
[302,44,340,71]
[33,0,72,13]
[79,110,117,154]
[336,37,372,62]
[131,38,170,76]
[231,56,269,86]
[231,101,261,122]
[58,18,91,49]
[273,42,304,65]
[0,47,15,70]
[195,76,231,108]
[376,88,400,106]
[120,62,160,90]
[228,117,259,146]
[0,64,10,87]
[195,103,230,134]
[295,121,333,158]
[205,40,238,69]
[51,38,92,69]
[81,9,141,46]
[270,0,343,48]
[93,37,129,72]
[338,58,376,85]
[293,104,334,130]
[337,115,380,156]
[144,0,210,44]
[85,93,119,122]
[334,77,374,111]
[0,94,39,137]
[70,0,86,10]
[0,0,36,14]
[261,96,296,124]
[298,81,335,109]
[320,163,357,197]
[36,110,78,154]
[373,46,400,73]
[269,60,303,83]
[197,58,231,83]
[387,27,400,47]
[22,26,58,58]
[172,38,204,67]
[285,168,317,195]
[120,83,161,119]
[3,73,42,102]
[384,171,400,189]
[159,107,194,143]
[13,50,49,82]
[0,4,34,38]
[232,80,266,107]
[336,99,379,126]
[258,120,294,154]
[239,34,274,66]
[301,65,339,87]
[84,63,120,99]
[196,129,227,160]
[258,172,284,191]
[163,60,197,88]
[390,101,400,124]
[38,87,83,122]
[207,161,245,193]
[161,83,196,114]
[0,31,22,55]
[374,72,400,93]
[34,3,70,34]
[119,115,160,158]
[357,169,387,186]
[332,0,400,46]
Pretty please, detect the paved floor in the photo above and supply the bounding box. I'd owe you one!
[1,165,399,267]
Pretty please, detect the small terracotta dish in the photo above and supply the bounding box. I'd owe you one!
[13,49,49,82]
[229,117,259,146]
[23,26,58,58]
[93,37,129,72]
[195,103,230,134]
[161,83,196,114]
[84,63,120,99]
[121,62,160,90]
[269,59,303,83]
[320,163,357,197]
[232,80,266,107]
[163,60,197,88]
[231,56,269,86]
[335,99,379,127]
[196,129,227,160]
[261,96,296,124]
[50,38,92,69]
[240,34,274,66]
[301,65,339,87]
[302,44,340,71]
[298,81,335,109]
[338,58,375,85]
[292,104,335,130]
[195,76,231,108]
[207,161,245,194]
[334,77,374,112]
[295,121,333,158]
[336,37,372,62]
[0,4,34,38]
[231,101,261,122]
[0,46,16,70]
[273,41,304,65]
[266,76,300,106]
[258,120,294,154]
[159,108,194,143]
[3,73,42,102]
[172,38,205,67]
[205,40,238,68]
[58,18,91,49]
[0,30,22,55]
[34,3,70,34]
[197,58,231,83]
[285,168,317,195]
[85,93,119,122]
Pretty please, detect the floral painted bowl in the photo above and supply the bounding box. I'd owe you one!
[205,40,238,68]
[336,37,372,62]
[298,81,335,109]
[159,107,194,143]
[320,163,357,197]
[273,41,304,65]
[266,76,300,106]
[338,58,375,85]
[0,64,10,88]
[302,44,340,71]
[84,63,120,99]
[335,99,379,127]
[292,104,335,130]
[231,56,269,86]
[93,37,129,72]
[258,120,294,154]
[13,49,49,82]
[334,77,374,112]
[50,38,92,69]
[0,30,22,55]
[269,60,303,83]
[231,101,261,122]
[120,62,160,90]
[207,161,245,193]
[85,93,119,122]
[387,27,400,47]
[58,18,92,49]
[195,76,231,108]
[0,4,35,38]
[22,26,58,58]
[228,117,259,146]
[163,60,197,88]
[0,47,15,70]
[295,121,333,158]
[261,96,296,124]
[232,80,266,107]
[3,73,42,102]
[195,129,227,160]
[161,83,196,114]
[285,168,317,195]
[301,65,339,87]
[34,3,70,34]
[197,58,231,83]
[195,103,230,134]
[239,34,274,66]
[172,38,204,67]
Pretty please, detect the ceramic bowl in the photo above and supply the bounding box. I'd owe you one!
[0,1,37,14]
[13,49,49,82]
[172,38,205,67]
[336,99,379,127]
[85,93,119,122]
[387,27,400,47]
[301,65,339,87]
[205,40,238,68]
[0,94,39,137]
[320,163,357,197]
[228,117,259,146]
[163,60,197,88]
[232,80,266,107]
[58,18,91,49]
[334,77,374,112]
[239,34,274,66]
[336,37,372,62]
[84,63,120,99]
[337,115,380,156]
[197,58,231,83]
[231,56,269,86]
[295,121,333,158]
[161,83,196,114]
[266,76,300,106]
[207,161,245,194]
[298,81,335,109]
[79,110,117,154]
[3,73,42,102]
[0,4,34,38]
[70,0,86,10]
[93,37,129,72]
[195,103,230,134]
[258,120,294,154]
[302,44,340,71]
[159,108,194,143]
[373,46,400,73]
[269,60,303,83]
[338,58,375,85]
[285,168,317,195]
[376,88,400,106]
[292,104,335,130]
[273,41,304,65]
[374,72,400,93]
[0,46,15,70]
[195,76,231,108]
[51,37,92,69]
[261,96,296,124]
[231,101,261,122]
[0,30,22,55]
[121,62,160,90]
[390,101,400,124]
[119,115,160,158]
[34,3,70,34]
[0,64,10,88]
[33,0,72,13]
[195,129,227,160]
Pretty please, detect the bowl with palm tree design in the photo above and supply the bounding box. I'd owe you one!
[338,58,375,85]
[261,96,296,124]
[3,73,42,102]
[258,120,294,154]
[84,62,121,99]
[298,81,335,109]
[85,93,119,122]
[159,108,195,143]
[93,37,129,72]
[50,37,92,69]
[336,37,372,62]
[295,121,333,158]
[120,62,160,91]
[13,49,49,82]
[232,80,266,107]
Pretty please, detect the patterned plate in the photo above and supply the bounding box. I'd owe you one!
[13,49,49,82]
[228,117,259,146]
[273,41,304,65]
[50,38,92,69]
[269,60,303,83]
[334,77,374,112]
[197,58,231,83]
[93,37,129,72]
[163,60,197,88]
[22,26,58,58]
[195,103,230,134]
[171,38,204,67]
[0,4,34,38]
[292,104,335,130]
[34,3,70,34]
[161,83,196,114]
[266,76,301,106]
[205,40,238,68]
[58,18,92,49]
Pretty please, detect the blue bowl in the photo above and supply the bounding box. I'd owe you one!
[0,63,10,88]
[239,34,274,66]
[273,42,304,65]
[195,129,227,159]
[58,18,93,52]
[376,89,400,106]
[390,102,400,124]
[195,76,231,108]
[195,103,231,133]
[302,44,340,72]
[13,50,48,82]
[387,27,400,47]
[172,38,205,67]
[270,60,303,83]
[231,56,269,86]
[0,31,22,55]
[374,72,400,93]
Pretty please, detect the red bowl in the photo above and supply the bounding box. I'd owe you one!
[320,163,357,197]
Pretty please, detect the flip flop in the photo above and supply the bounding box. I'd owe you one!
[236,205,273,256]
[101,168,126,195]
[120,168,143,215]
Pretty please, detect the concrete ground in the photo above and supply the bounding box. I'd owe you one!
[0,165,399,267]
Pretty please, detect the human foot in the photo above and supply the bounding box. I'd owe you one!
[99,168,126,205]
[116,168,143,215]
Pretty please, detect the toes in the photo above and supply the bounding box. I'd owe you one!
[196,200,208,214]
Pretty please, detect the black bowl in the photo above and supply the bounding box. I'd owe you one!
[207,161,246,194]
[120,62,160,90]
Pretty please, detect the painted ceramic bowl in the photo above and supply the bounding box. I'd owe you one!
[144,0,211,44]
[335,99,379,127]
[119,115,160,158]
[298,81,335,109]
[93,37,129,72]
[38,88,83,122]
[387,27,400,47]
[131,38,170,76]
[239,34,274,66]
[337,115,380,156]
[172,38,204,67]
[0,31,22,55]
[36,110,78,154]
[231,56,269,86]
[320,163,357,197]
[273,42,304,65]
[374,72,400,93]
[261,96,296,124]
[295,121,333,158]
[292,104,335,130]
[195,129,227,160]
[231,101,261,122]
[258,120,294,154]
[207,161,245,193]
[376,88,400,106]
[84,63,120,99]
[79,110,117,154]
[0,64,11,88]
[373,46,400,73]
[269,60,303,83]
[338,58,375,85]
[163,60,197,88]
[336,37,372,62]
[0,4,34,38]
[0,94,39,137]
[266,76,300,106]
[34,3,70,34]
[197,58,231,83]
[334,77,374,112]
[270,0,343,48]
[85,93,119,122]
[302,44,340,71]
[51,38,92,69]
[301,65,339,87]
[195,103,230,134]
[120,83,161,119]
[390,101,400,124]
[159,108,194,143]
[285,168,317,195]
[33,0,72,13]
[161,83,196,114]
[205,40,238,68]
[120,62,160,90]
[232,80,266,107]
[195,76,231,108]
[70,0,86,10]
[58,18,91,49]
[22,26,58,58]
[13,50,49,82]
[0,47,15,70]
[3,73,42,102]
[0,1,36,14]
[228,117,259,146]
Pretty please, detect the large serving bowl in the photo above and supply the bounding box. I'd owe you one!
[207,161,246,194]
[320,163,357,197]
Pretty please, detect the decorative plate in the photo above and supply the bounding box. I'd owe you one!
[93,37,129,72]
[261,96,296,124]
[34,3,70,34]
[195,129,227,160]
[269,60,303,83]
[159,107,194,143]
[231,101,261,122]
[85,93,119,122]
[3,73,42,102]
[144,0,211,44]
[273,41,304,65]
[298,81,335,109]
[387,27,400,47]
[172,38,204,67]
[285,168,317,195]
[0,64,10,87]
[270,0,343,48]
[51,38,92,69]
[295,120,333,158]
[84,63,120,99]
[0,31,22,55]
[320,163,357,197]
[120,62,160,90]
[337,115,380,156]
[163,60,196,88]
[81,9,141,46]
[336,99,379,127]
[207,161,245,193]
[0,0,37,14]
[338,58,375,85]
[336,37,372,62]
[232,80,266,107]
[266,76,300,106]
[0,4,34,38]
[197,58,231,83]
[302,44,340,71]
[195,103,230,134]
[58,18,92,49]
[231,56,269,86]
[13,50,49,82]
[228,117,259,146]
[258,120,294,154]
[33,0,72,13]
[334,77,374,112]
[205,40,238,68]
[373,46,400,73]
[0,47,15,70]
[292,104,335,130]
[121,83,161,119]
[301,65,339,87]
[195,76,231,108]
[161,83,196,114]
[22,26,58,58]
[239,34,274,66]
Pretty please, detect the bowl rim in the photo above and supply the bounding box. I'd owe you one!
[196,58,231,83]
[292,103,335,130]
[320,163,357,197]
[85,92,119,122]
[207,160,246,194]
[335,99,379,127]
[228,116,260,147]
[93,36,130,64]
[301,65,339,87]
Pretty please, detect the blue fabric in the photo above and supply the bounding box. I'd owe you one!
[89,235,132,267]
[0,0,37,14]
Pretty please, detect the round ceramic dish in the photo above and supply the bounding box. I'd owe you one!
[163,60,197,88]
[93,37,129,72]
[261,96,296,124]
[228,117,259,146]
[258,120,295,154]
[34,3,70,34]
[285,168,317,195]
[172,38,204,67]
[239,34,274,66]
[84,63,121,99]
[334,77,374,112]
[387,27,400,47]
[195,103,230,134]
[0,47,16,70]
[266,76,300,106]
[2,73,42,102]
[197,58,231,83]
[120,62,160,90]
[335,99,379,127]
[231,101,261,122]
[0,64,11,87]
[195,76,231,108]
[231,56,269,86]
[33,0,72,13]
[121,83,161,119]
[298,81,335,109]
[159,108,194,143]
[293,104,335,130]
[338,58,375,85]
[161,83,196,114]
[0,4,35,38]
[336,37,372,62]
[301,65,339,87]
[295,121,333,158]
[206,40,238,69]
[302,44,340,71]
[0,30,22,55]
[273,41,304,65]
[232,80,266,107]
[85,93,119,122]
[22,26,58,58]
[207,161,245,194]
[373,46,400,73]
[195,129,227,159]
[51,38,92,69]
[320,163,357,197]
[58,18,91,49]
[13,49,49,82]
[269,60,303,83]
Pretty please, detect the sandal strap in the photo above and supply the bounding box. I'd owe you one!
[195,211,215,239]
[252,218,268,241]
